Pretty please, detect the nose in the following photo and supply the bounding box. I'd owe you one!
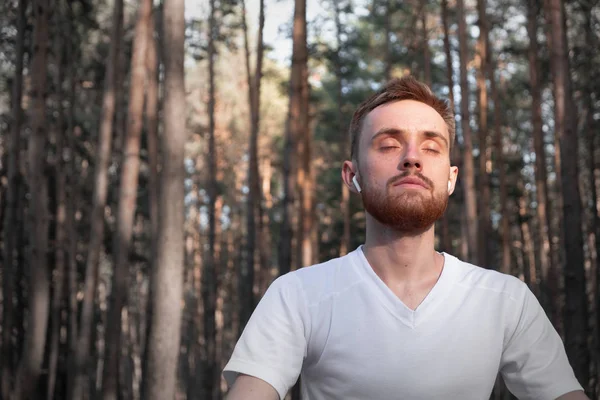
[400,143,422,171]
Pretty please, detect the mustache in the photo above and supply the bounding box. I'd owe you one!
[387,172,434,189]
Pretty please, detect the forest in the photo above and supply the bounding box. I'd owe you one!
[0,0,598,398]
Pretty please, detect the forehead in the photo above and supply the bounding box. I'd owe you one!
[361,100,449,142]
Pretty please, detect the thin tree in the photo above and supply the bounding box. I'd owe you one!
[456,0,479,263]
[280,0,308,275]
[102,0,153,397]
[527,0,555,319]
[71,0,123,396]
[142,1,185,396]
[421,2,431,85]
[14,0,51,397]
[545,0,589,389]
[2,0,26,397]
[476,0,491,267]
[203,0,219,398]
[439,0,454,253]
[47,2,67,398]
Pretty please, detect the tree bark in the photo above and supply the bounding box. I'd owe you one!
[440,0,454,253]
[545,0,589,389]
[72,0,123,397]
[102,0,152,397]
[203,1,219,398]
[280,0,308,275]
[421,3,431,86]
[456,0,479,263]
[527,0,556,320]
[14,0,51,397]
[48,4,67,397]
[2,0,26,397]
[476,0,491,268]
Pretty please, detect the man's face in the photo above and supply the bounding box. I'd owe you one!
[353,100,458,233]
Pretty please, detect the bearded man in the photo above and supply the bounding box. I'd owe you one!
[223,77,587,400]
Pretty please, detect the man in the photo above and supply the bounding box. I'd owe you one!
[223,77,587,400]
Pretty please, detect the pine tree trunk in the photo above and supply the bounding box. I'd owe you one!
[527,0,556,319]
[102,0,153,397]
[421,3,431,86]
[456,0,479,263]
[440,0,454,254]
[2,0,26,397]
[72,0,123,397]
[492,73,510,275]
[545,0,589,388]
[476,0,491,268]
[48,5,67,397]
[281,0,308,276]
[259,158,273,295]
[14,0,51,397]
[203,1,219,398]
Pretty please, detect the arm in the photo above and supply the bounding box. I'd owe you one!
[555,390,589,400]
[225,374,279,400]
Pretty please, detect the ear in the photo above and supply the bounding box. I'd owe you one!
[342,161,361,194]
[447,165,459,195]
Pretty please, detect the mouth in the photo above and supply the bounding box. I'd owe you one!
[392,176,430,189]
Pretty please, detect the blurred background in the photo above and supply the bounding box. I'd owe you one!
[0,0,599,398]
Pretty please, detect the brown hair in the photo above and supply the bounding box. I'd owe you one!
[349,76,455,160]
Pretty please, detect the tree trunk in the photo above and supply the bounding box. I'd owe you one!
[203,1,219,398]
[48,4,67,398]
[421,3,431,86]
[72,0,123,397]
[333,0,351,257]
[545,0,589,388]
[2,0,26,397]
[527,0,556,320]
[259,157,273,295]
[456,0,479,263]
[14,0,51,397]
[492,73,510,275]
[280,0,308,276]
[440,0,454,253]
[102,0,153,397]
[476,0,491,268]
[519,189,538,295]
[383,0,392,81]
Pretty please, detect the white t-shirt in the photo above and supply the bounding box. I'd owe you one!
[223,247,582,400]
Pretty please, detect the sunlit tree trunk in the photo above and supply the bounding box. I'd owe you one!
[545,0,589,388]
[456,0,479,263]
[527,0,556,319]
[141,0,186,385]
[476,0,490,268]
[519,187,538,295]
[14,0,51,397]
[280,0,308,275]
[72,0,123,397]
[102,0,152,397]
[2,0,26,397]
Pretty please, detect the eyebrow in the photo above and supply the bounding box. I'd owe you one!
[371,127,449,149]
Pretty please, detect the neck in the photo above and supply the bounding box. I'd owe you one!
[363,214,443,284]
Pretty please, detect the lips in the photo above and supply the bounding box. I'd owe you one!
[392,176,429,189]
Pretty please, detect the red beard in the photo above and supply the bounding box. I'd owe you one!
[361,172,449,234]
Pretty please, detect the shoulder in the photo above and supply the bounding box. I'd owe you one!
[444,253,530,306]
[276,248,364,308]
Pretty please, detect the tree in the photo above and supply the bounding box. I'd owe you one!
[14,0,50,397]
[102,0,153,397]
[2,0,26,397]
[456,0,479,263]
[545,0,589,389]
[142,0,186,396]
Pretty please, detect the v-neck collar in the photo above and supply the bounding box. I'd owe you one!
[353,245,458,328]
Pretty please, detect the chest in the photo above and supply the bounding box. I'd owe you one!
[302,292,507,399]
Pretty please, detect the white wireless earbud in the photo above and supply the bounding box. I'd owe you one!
[448,181,452,192]
[352,176,362,193]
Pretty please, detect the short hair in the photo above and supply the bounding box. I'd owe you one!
[349,76,455,160]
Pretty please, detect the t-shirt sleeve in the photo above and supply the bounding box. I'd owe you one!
[223,273,308,399]
[500,280,583,399]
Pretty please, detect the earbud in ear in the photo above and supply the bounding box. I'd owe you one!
[448,181,452,192]
[352,176,362,193]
